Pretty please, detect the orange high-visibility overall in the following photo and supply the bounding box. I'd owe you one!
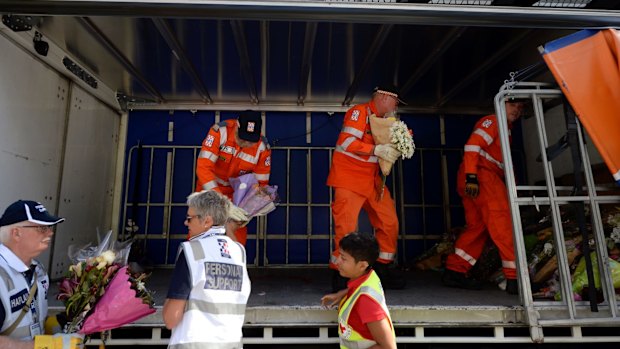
[195,119,271,245]
[445,114,517,279]
[327,101,399,269]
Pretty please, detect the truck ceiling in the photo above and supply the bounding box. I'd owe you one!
[2,0,620,114]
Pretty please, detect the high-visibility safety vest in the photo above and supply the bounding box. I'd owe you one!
[168,227,251,349]
[338,270,394,349]
[462,114,513,178]
[0,244,49,340]
[196,119,271,193]
[327,101,381,196]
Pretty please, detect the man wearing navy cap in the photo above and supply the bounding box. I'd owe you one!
[0,200,81,348]
[326,85,406,292]
[195,111,272,245]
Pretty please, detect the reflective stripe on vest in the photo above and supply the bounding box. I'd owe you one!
[335,146,379,163]
[199,150,218,162]
[378,251,395,261]
[169,342,242,349]
[187,298,246,315]
[464,145,504,171]
[254,173,269,181]
[218,122,229,147]
[338,271,394,349]
[215,177,230,187]
[502,260,517,269]
[335,106,378,164]
[342,126,364,139]
[202,180,218,191]
[455,247,477,266]
[473,128,494,145]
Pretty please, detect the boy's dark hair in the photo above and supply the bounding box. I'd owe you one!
[340,232,379,265]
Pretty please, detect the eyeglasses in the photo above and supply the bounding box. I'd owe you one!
[185,215,201,223]
[20,225,54,233]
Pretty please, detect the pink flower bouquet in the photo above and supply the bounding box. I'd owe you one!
[229,173,279,219]
[57,231,155,338]
[80,266,155,334]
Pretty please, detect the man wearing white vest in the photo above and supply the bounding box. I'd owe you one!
[164,190,251,349]
[0,200,81,349]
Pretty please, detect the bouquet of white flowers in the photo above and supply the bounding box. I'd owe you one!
[369,115,415,176]
[369,114,415,200]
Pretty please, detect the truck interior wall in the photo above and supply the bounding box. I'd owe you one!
[121,109,526,267]
[0,32,121,279]
[522,103,605,185]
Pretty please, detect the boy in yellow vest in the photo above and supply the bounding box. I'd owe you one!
[321,232,396,349]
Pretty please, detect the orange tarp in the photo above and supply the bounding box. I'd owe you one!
[541,29,620,185]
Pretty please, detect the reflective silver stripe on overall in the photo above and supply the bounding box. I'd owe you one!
[463,145,504,170]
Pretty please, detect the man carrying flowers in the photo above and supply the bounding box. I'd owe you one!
[0,200,81,349]
[326,85,406,292]
[195,111,272,245]
[164,190,250,349]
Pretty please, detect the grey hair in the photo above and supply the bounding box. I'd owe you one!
[0,224,17,244]
[186,190,231,226]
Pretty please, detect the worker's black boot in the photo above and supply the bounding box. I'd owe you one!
[373,262,406,290]
[505,279,519,295]
[331,269,348,292]
[442,269,482,290]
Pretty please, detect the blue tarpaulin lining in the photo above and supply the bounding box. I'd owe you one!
[542,29,599,55]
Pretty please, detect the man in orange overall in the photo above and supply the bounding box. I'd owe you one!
[327,85,405,292]
[195,111,271,245]
[443,99,524,295]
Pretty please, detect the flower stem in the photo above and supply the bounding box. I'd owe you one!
[376,174,387,201]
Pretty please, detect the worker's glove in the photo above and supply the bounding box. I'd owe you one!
[229,204,249,223]
[464,173,479,198]
[34,333,84,349]
[373,144,401,163]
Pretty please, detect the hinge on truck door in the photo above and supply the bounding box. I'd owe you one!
[1,15,38,32]
[116,92,158,112]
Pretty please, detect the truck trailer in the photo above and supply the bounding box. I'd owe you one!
[1,0,620,346]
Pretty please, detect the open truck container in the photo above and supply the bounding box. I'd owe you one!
[1,0,620,346]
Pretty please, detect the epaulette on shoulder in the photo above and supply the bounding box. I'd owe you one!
[212,120,228,131]
[261,136,271,149]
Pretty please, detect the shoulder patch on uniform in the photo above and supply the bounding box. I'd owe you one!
[351,109,360,121]
[265,155,271,167]
[482,119,493,128]
[205,134,215,147]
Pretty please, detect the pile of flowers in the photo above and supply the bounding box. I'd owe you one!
[229,173,279,223]
[57,231,155,337]
[606,207,620,252]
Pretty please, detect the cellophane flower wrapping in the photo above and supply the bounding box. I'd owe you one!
[229,173,258,206]
[79,266,156,335]
[369,115,415,176]
[230,173,279,218]
[57,231,155,336]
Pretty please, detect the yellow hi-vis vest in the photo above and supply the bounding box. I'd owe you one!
[337,270,395,349]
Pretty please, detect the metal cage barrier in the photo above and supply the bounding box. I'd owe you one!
[120,144,464,267]
[495,81,620,342]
